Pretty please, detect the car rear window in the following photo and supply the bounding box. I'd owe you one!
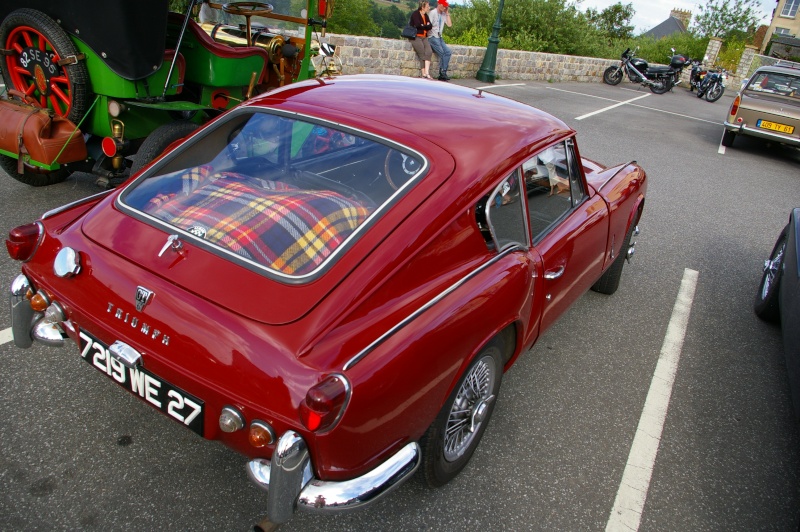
[745,71,800,101]
[120,109,426,280]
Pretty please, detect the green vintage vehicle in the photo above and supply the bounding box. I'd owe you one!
[0,0,334,186]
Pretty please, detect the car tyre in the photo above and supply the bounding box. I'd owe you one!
[592,217,637,295]
[721,129,736,148]
[130,121,200,175]
[0,154,70,186]
[420,341,503,488]
[754,224,788,323]
[603,66,623,85]
[0,9,90,123]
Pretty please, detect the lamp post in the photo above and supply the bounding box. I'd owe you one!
[475,0,505,83]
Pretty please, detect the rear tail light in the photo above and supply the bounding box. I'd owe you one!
[729,96,740,117]
[6,222,42,261]
[101,136,119,157]
[299,374,350,432]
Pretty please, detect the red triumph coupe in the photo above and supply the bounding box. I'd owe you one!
[6,75,646,526]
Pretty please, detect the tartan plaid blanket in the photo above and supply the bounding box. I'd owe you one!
[149,171,370,275]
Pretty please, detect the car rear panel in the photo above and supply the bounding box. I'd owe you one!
[21,215,320,459]
[735,88,800,144]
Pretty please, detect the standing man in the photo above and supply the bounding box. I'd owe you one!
[428,0,452,81]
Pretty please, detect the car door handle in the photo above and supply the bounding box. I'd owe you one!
[544,266,565,280]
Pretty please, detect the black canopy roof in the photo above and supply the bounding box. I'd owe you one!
[0,0,169,80]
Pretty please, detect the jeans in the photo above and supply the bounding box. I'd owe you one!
[429,36,451,75]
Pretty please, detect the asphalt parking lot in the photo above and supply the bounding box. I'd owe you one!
[1,78,799,531]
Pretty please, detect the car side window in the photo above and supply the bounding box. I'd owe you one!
[523,139,586,243]
[482,170,529,251]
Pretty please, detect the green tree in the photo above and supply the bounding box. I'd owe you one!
[693,0,760,40]
[449,0,608,56]
[327,0,380,35]
[586,3,635,40]
[371,3,409,38]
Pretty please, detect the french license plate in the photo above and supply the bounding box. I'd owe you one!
[756,119,795,134]
[78,330,204,436]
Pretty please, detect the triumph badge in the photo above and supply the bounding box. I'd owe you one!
[135,286,155,312]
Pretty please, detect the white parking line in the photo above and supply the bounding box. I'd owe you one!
[476,83,527,90]
[1,327,12,346]
[717,131,727,154]
[575,94,651,120]
[606,268,699,532]
[545,86,620,103]
[545,86,720,125]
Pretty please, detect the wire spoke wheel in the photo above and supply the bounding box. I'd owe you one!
[754,224,788,322]
[443,354,496,462]
[1,9,89,122]
[761,242,785,301]
[420,342,504,488]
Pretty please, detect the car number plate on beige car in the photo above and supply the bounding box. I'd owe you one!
[757,119,795,134]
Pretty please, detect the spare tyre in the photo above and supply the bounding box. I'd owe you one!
[0,8,90,123]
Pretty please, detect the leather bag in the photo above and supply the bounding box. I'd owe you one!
[402,25,417,39]
[0,90,87,173]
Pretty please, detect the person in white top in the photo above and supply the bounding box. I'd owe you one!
[428,0,452,81]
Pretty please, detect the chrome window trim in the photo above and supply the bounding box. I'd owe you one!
[484,169,531,252]
[115,106,429,284]
[42,189,114,220]
[343,245,525,371]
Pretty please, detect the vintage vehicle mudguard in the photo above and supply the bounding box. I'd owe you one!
[0,0,169,80]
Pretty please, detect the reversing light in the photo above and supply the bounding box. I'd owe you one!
[249,420,276,448]
[299,374,350,432]
[219,406,245,433]
[730,96,740,117]
[6,222,42,262]
[44,302,66,324]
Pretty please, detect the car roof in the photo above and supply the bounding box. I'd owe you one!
[753,63,800,77]
[246,75,573,179]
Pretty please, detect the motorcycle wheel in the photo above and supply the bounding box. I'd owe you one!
[649,78,672,95]
[0,9,90,123]
[705,83,724,102]
[603,66,623,86]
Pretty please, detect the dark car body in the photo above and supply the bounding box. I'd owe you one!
[722,62,800,148]
[7,75,646,525]
[755,208,800,418]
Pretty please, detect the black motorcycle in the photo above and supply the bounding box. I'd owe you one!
[603,47,675,94]
[669,48,690,87]
[696,67,727,103]
[688,59,705,92]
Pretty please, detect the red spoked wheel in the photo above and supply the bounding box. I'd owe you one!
[0,8,89,123]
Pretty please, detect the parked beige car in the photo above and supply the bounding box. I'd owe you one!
[722,62,800,148]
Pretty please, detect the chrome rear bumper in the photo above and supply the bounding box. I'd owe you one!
[724,120,800,147]
[247,431,420,524]
[9,274,66,348]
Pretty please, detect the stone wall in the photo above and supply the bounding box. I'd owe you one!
[324,34,616,82]
[320,33,760,91]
